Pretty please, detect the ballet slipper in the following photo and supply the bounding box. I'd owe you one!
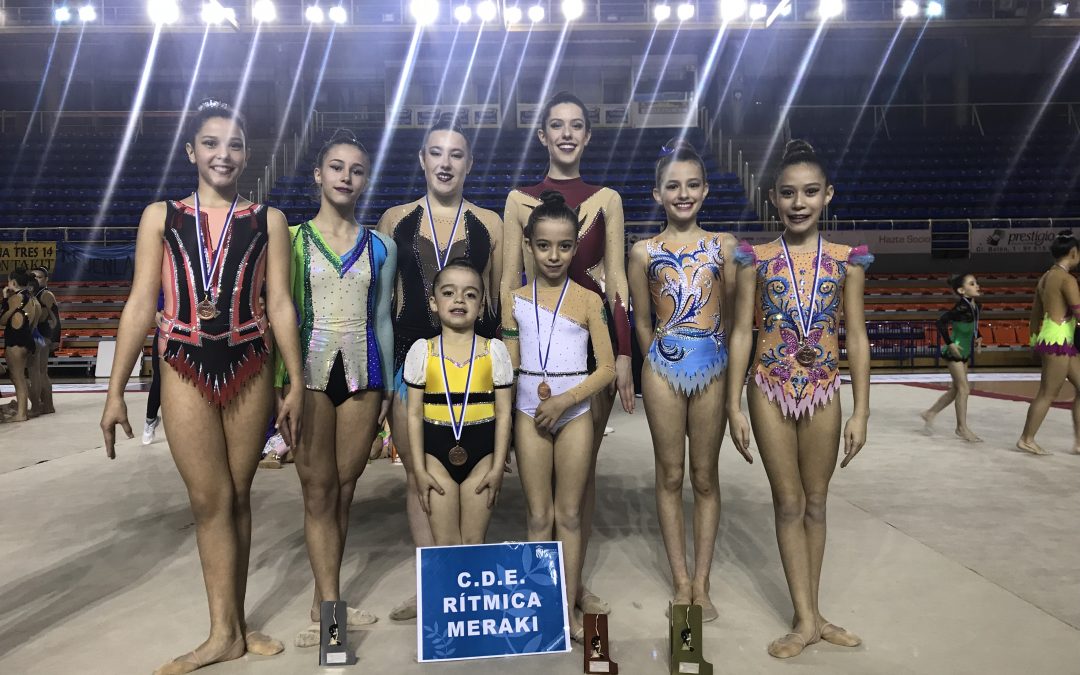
[345,607,378,628]
[1016,439,1051,456]
[294,624,320,649]
[153,637,244,675]
[695,597,719,623]
[244,631,284,656]
[577,588,610,615]
[955,428,983,443]
[767,632,809,659]
[258,452,284,469]
[819,622,862,647]
[389,595,417,621]
[570,626,586,645]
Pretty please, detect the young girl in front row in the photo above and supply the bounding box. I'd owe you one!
[501,191,616,642]
[727,140,872,659]
[406,258,513,544]
[627,141,735,621]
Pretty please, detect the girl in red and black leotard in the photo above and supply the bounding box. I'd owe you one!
[100,99,305,675]
[502,91,634,618]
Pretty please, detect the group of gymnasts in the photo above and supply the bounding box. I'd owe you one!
[94,90,1080,675]
[2,265,59,422]
[921,237,1080,454]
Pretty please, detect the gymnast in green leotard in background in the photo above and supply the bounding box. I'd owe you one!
[1017,233,1080,455]
[921,272,983,442]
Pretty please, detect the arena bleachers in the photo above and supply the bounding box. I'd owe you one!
[805,131,1080,220]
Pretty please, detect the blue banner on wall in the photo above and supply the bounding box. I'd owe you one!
[417,542,569,663]
[53,243,136,282]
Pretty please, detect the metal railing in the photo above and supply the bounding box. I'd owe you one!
[783,102,1080,137]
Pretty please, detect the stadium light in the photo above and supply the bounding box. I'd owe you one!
[505,5,523,22]
[78,4,97,21]
[477,0,498,21]
[147,0,180,24]
[720,0,747,20]
[201,0,225,23]
[654,2,672,21]
[305,4,324,22]
[453,3,472,21]
[818,0,843,19]
[899,0,918,16]
[410,0,439,25]
[527,3,545,21]
[1053,2,1069,15]
[676,1,695,20]
[54,6,72,22]
[748,2,767,19]
[252,0,276,22]
[562,0,585,20]
[328,4,347,22]
[925,0,943,16]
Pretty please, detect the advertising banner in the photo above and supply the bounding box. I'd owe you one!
[0,241,56,274]
[417,542,570,663]
[969,226,1073,254]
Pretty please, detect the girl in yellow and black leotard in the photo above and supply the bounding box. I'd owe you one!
[405,258,513,545]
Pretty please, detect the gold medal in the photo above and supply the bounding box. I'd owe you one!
[196,297,219,321]
[795,342,816,367]
[448,445,468,466]
[537,381,552,400]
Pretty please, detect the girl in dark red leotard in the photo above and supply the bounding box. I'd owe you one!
[502,91,635,617]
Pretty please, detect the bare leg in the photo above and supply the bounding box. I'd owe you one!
[25,346,42,417]
[747,383,819,658]
[154,362,263,674]
[1067,357,1080,455]
[793,397,860,647]
[389,394,433,620]
[328,391,380,622]
[218,365,280,656]
[578,386,616,614]
[40,344,55,413]
[552,415,595,638]
[1018,354,1069,455]
[295,390,347,628]
[4,347,30,422]
[686,378,726,622]
[425,457,464,546]
[458,455,498,544]
[946,360,981,442]
[641,366,693,607]
[921,381,956,433]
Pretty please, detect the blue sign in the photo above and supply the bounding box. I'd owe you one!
[417,542,570,663]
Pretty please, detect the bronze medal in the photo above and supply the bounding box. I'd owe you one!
[795,343,816,367]
[448,445,468,466]
[537,381,552,400]
[196,297,219,321]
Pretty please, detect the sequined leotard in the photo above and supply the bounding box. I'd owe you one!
[937,297,980,362]
[735,238,873,419]
[380,200,500,398]
[503,177,631,361]
[502,281,616,433]
[404,337,513,483]
[3,289,37,352]
[158,200,270,407]
[275,221,396,405]
[645,234,729,395]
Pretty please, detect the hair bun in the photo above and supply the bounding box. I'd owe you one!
[328,128,358,144]
[783,139,816,160]
[538,190,567,208]
[197,98,232,113]
[660,137,696,158]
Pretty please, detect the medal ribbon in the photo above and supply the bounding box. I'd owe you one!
[533,277,571,380]
[193,192,239,301]
[439,334,476,445]
[424,195,464,270]
[779,235,822,339]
